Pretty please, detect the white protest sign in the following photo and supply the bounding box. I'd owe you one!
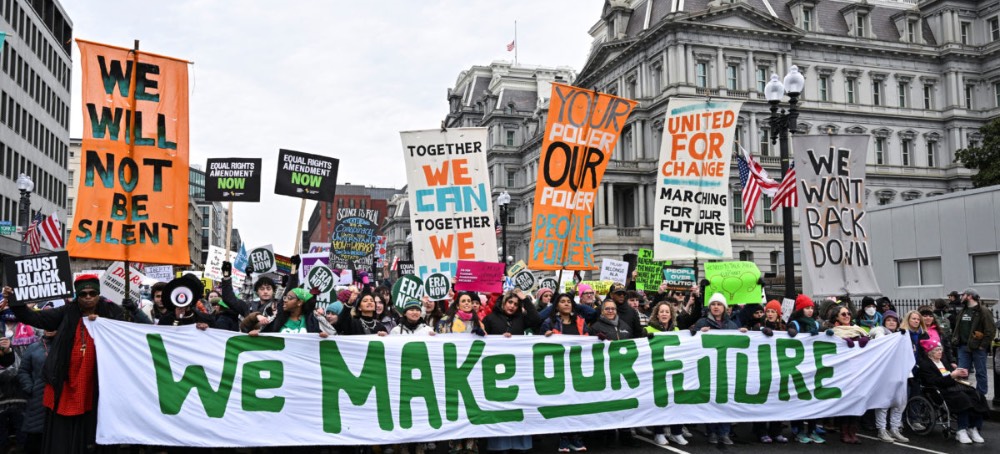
[599,259,629,285]
[99,261,146,304]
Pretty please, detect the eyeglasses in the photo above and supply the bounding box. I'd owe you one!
[582,292,595,296]
[603,307,617,312]
[78,291,98,298]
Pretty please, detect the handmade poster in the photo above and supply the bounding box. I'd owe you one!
[662,267,696,291]
[562,280,614,296]
[391,275,424,309]
[423,273,451,300]
[529,83,636,271]
[68,40,190,265]
[144,265,174,283]
[248,245,276,274]
[653,99,743,261]
[703,261,762,305]
[453,260,504,293]
[512,270,536,292]
[635,249,671,291]
[599,259,628,285]
[781,298,796,323]
[2,252,72,304]
[298,253,331,282]
[330,208,379,270]
[794,135,881,296]
[274,149,339,202]
[99,261,146,304]
[88,318,914,447]
[204,158,262,202]
[400,128,497,278]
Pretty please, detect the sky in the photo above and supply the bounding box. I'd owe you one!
[64,0,600,255]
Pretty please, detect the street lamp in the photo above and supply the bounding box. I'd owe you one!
[497,191,511,268]
[16,173,34,256]
[405,233,413,261]
[765,65,805,299]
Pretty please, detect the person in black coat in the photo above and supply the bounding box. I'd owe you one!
[606,284,642,339]
[18,329,53,453]
[482,289,541,336]
[213,261,251,331]
[915,339,988,444]
[336,291,389,336]
[156,275,215,328]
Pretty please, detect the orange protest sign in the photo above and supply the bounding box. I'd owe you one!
[528,83,635,270]
[67,40,190,265]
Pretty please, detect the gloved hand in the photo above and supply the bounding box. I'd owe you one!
[646,331,656,339]
[858,336,870,348]
[845,337,856,348]
[291,255,301,267]
[787,326,798,337]
[689,326,699,336]
[761,327,774,337]
[596,332,608,341]
[310,286,320,296]
[222,261,232,279]
[699,279,711,288]
[122,297,138,312]
[825,329,835,336]
[245,262,255,275]
[809,328,818,336]
[899,329,907,336]
[471,326,486,337]
[281,275,289,288]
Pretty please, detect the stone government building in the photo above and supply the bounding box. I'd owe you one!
[386,0,998,284]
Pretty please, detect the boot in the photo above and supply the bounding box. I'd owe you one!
[840,424,851,444]
[849,424,862,444]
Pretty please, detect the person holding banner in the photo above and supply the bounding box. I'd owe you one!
[374,294,399,332]
[541,293,591,337]
[337,292,389,336]
[865,311,909,443]
[483,289,540,337]
[643,301,689,446]
[436,292,485,336]
[420,296,445,330]
[590,299,635,341]
[17,327,54,454]
[785,295,827,444]
[3,277,130,454]
[389,300,436,336]
[691,293,744,446]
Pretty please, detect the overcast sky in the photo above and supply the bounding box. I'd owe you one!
[64,0,600,255]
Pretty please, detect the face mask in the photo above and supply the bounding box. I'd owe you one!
[865,307,876,316]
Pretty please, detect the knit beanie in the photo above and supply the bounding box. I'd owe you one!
[534,288,554,301]
[794,294,814,313]
[765,300,782,316]
[577,283,594,294]
[861,296,876,308]
[708,293,726,305]
[882,310,899,324]
[74,274,100,293]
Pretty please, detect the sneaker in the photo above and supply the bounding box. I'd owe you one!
[956,429,972,444]
[667,435,688,446]
[796,433,813,444]
[707,433,718,444]
[890,428,909,443]
[569,437,587,452]
[878,429,894,443]
[968,427,984,444]
[720,435,734,446]
[654,434,668,445]
[810,433,825,444]
[428,443,437,451]
[814,425,826,435]
[681,426,692,438]
[760,435,773,443]
[558,438,571,452]
[775,435,789,443]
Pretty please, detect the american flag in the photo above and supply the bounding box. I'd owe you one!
[769,163,798,210]
[39,212,63,249]
[496,224,503,236]
[736,148,779,229]
[24,212,42,254]
[506,40,516,52]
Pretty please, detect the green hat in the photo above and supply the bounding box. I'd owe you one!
[403,299,421,311]
[289,288,311,302]
[74,274,100,294]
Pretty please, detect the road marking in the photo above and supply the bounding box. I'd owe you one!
[855,433,952,454]
[634,434,693,454]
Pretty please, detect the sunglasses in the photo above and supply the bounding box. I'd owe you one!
[838,312,851,317]
[78,291,99,298]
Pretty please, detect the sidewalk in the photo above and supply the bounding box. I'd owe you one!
[987,354,998,418]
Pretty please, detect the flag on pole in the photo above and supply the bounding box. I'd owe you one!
[390,256,399,271]
[39,212,63,250]
[769,163,798,210]
[24,212,43,254]
[736,146,779,229]
[506,40,515,52]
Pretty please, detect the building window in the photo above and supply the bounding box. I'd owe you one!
[762,195,773,224]
[506,170,516,187]
[856,13,867,37]
[696,63,708,88]
[651,64,662,94]
[995,82,1000,107]
[846,79,856,104]
[739,251,754,262]
[759,129,771,156]
[819,76,829,101]
[733,191,743,224]
[872,82,882,106]
[901,140,911,166]
[972,254,1000,283]
[965,85,974,109]
[770,251,780,274]
[875,137,885,165]
[907,21,917,43]
[926,141,936,168]
[923,85,933,109]
[897,258,942,286]
[756,66,768,92]
[725,64,738,90]
[961,22,971,45]
[803,8,813,31]
[990,17,1000,41]
[626,77,637,99]
[897,82,908,107]
[505,130,515,146]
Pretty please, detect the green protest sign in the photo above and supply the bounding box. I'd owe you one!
[391,274,424,309]
[423,273,450,300]
[703,261,762,305]
[306,265,336,294]
[635,249,671,291]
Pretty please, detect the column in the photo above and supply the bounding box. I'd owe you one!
[716,47,725,89]
[595,184,604,226]
[637,184,646,226]
[635,120,645,159]
[663,49,671,86]
[749,112,759,153]
[607,184,616,227]
[955,71,963,108]
[687,45,696,85]
[746,50,755,91]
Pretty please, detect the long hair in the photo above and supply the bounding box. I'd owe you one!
[423,298,445,327]
[447,291,482,325]
[903,310,926,332]
[647,301,676,331]
[547,293,576,325]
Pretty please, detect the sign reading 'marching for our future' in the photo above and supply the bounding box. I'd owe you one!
[87,319,914,447]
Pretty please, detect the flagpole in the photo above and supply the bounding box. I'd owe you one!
[514,20,518,66]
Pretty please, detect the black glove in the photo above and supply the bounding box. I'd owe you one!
[122,297,138,312]
[787,326,798,337]
[3,290,22,308]
[699,279,711,288]
[291,255,301,267]
[646,331,656,340]
[245,262,255,275]
[689,326,699,336]
[281,275,289,288]
[761,327,774,337]
[809,328,819,336]
[825,329,835,336]
[596,332,608,341]
[471,326,486,337]
[899,329,907,336]
[221,261,232,279]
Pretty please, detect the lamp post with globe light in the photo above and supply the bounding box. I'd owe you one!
[16,173,34,256]
[497,191,511,270]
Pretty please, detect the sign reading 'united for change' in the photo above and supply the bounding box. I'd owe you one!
[275,149,339,202]
[204,158,262,202]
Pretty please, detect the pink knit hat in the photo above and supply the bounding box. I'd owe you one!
[577,283,594,294]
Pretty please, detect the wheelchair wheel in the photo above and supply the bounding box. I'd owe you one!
[906,395,936,436]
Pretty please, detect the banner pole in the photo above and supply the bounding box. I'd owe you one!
[293,199,306,258]
[124,39,140,302]
[225,201,233,262]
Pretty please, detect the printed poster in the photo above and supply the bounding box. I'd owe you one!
[274,149,339,202]
[204,158,262,202]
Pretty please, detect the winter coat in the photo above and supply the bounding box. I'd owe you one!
[693,313,740,331]
[589,316,634,340]
[915,356,989,415]
[335,304,388,335]
[17,338,48,434]
[483,296,541,335]
[540,314,589,336]
[218,277,252,318]
[539,302,598,324]
[157,309,215,327]
[390,321,435,335]
[614,301,644,339]
[951,304,997,351]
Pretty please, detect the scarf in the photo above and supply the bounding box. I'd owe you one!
[600,315,619,326]
[456,310,473,322]
[402,318,424,333]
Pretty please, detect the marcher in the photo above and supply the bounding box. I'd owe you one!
[856,297,882,333]
[691,293,744,445]
[437,292,485,335]
[337,292,389,336]
[0,334,22,454]
[483,290,536,453]
[590,299,634,340]
[750,301,788,444]
[540,293,588,452]
[950,288,996,396]
[786,295,825,444]
[258,286,324,335]
[534,288,554,311]
[644,301,688,446]
[826,305,865,444]
[916,339,988,444]
[920,306,956,367]
[18,328,54,454]
[156,275,215,328]
[868,311,909,443]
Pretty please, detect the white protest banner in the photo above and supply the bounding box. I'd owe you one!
[86,318,913,447]
[401,128,497,279]
[599,259,628,285]
[144,265,174,283]
[795,135,881,296]
[654,99,742,261]
[99,261,146,304]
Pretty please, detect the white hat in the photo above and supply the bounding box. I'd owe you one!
[708,293,727,305]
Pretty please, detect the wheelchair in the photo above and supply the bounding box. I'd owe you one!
[905,385,954,439]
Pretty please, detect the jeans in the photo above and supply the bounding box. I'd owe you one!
[874,406,903,430]
[957,410,983,431]
[957,347,989,396]
[708,423,731,437]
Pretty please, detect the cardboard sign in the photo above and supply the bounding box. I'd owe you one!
[397,261,415,277]
[528,83,637,271]
[330,208,379,270]
[391,275,424,309]
[635,249,671,291]
[662,267,696,291]
[781,297,795,323]
[562,280,613,296]
[538,277,559,293]
[100,261,146,304]
[599,259,629,285]
[507,260,527,277]
[423,273,451,300]
[144,265,173,283]
[400,128,497,278]
[703,261,762,305]
[512,270,536,292]
[2,251,72,304]
[249,245,276,274]
[68,40,190,265]
[274,149,339,202]
[306,265,336,294]
[204,158,262,202]
[453,260,504,293]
